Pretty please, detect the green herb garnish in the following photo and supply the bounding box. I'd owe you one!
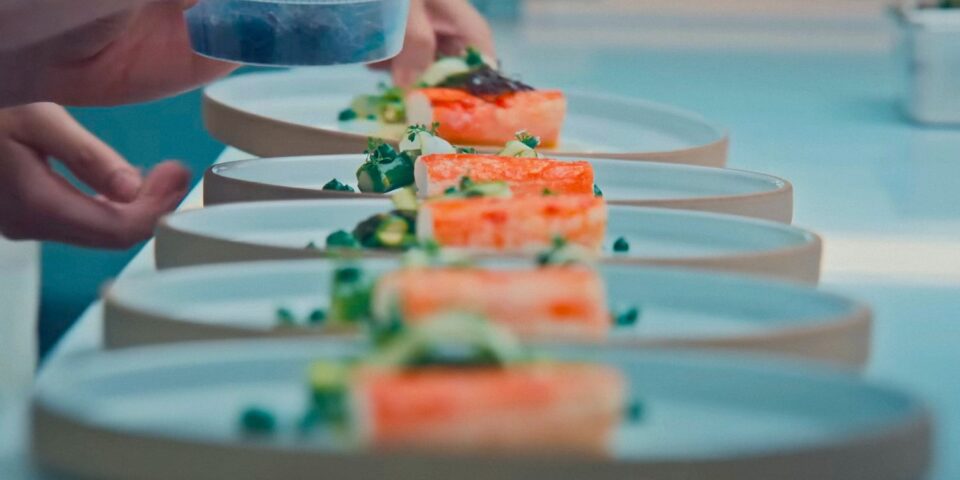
[240,406,277,435]
[456,146,478,154]
[276,307,296,326]
[322,178,356,193]
[352,210,417,249]
[357,139,416,193]
[613,306,641,327]
[536,236,594,267]
[305,241,319,250]
[625,400,645,423]
[593,184,603,197]
[613,237,630,253]
[330,265,373,323]
[308,309,327,325]
[338,108,357,121]
[326,230,360,249]
[464,46,486,68]
[515,130,541,149]
[542,188,554,196]
[442,176,511,199]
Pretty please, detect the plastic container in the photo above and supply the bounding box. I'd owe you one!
[185,0,410,66]
[0,237,38,395]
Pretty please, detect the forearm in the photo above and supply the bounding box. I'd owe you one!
[0,0,153,51]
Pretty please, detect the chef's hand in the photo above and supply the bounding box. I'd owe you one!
[0,103,190,249]
[373,0,496,87]
[1,0,236,108]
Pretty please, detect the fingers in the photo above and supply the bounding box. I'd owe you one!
[0,106,191,250]
[0,155,189,249]
[13,103,142,202]
[390,0,437,88]
[426,0,496,60]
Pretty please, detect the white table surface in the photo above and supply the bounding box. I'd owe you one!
[6,3,960,478]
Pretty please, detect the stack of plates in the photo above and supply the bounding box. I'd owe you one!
[30,71,933,480]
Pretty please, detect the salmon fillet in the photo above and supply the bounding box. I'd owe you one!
[414,153,594,198]
[417,195,607,252]
[372,267,610,341]
[406,88,566,148]
[351,363,625,456]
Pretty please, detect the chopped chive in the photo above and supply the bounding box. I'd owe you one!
[456,146,478,154]
[593,184,603,197]
[444,186,457,195]
[276,307,296,326]
[542,188,554,196]
[305,241,319,250]
[240,406,276,434]
[337,108,357,121]
[613,236,630,252]
[613,306,641,327]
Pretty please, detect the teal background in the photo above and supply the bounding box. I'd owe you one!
[41,89,225,357]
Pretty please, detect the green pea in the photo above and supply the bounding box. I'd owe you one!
[613,237,630,252]
[240,406,276,434]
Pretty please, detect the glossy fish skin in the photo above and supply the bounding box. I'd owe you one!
[373,267,610,341]
[417,194,607,252]
[414,153,594,198]
[351,363,625,456]
[406,88,566,148]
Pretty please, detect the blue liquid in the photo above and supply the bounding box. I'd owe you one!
[186,0,409,66]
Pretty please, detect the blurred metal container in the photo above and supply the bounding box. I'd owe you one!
[897,5,960,125]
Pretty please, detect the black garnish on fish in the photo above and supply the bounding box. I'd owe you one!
[436,65,534,98]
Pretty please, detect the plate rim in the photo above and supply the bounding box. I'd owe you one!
[202,70,730,166]
[204,153,790,204]
[31,340,930,480]
[201,155,794,223]
[156,200,816,279]
[104,259,865,366]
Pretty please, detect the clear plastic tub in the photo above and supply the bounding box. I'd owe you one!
[185,0,410,66]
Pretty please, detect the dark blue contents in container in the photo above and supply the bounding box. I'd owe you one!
[186,0,408,66]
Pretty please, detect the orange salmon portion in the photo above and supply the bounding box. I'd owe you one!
[415,153,594,198]
[352,364,625,455]
[373,268,609,341]
[406,88,566,148]
[417,195,607,252]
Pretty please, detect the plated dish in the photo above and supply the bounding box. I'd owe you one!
[341,48,564,147]
[204,127,791,222]
[33,338,929,480]
[156,200,819,282]
[202,67,729,165]
[105,259,865,365]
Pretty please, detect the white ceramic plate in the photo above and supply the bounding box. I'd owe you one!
[33,340,928,480]
[203,68,729,166]
[156,201,817,282]
[104,260,865,366]
[203,155,792,223]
